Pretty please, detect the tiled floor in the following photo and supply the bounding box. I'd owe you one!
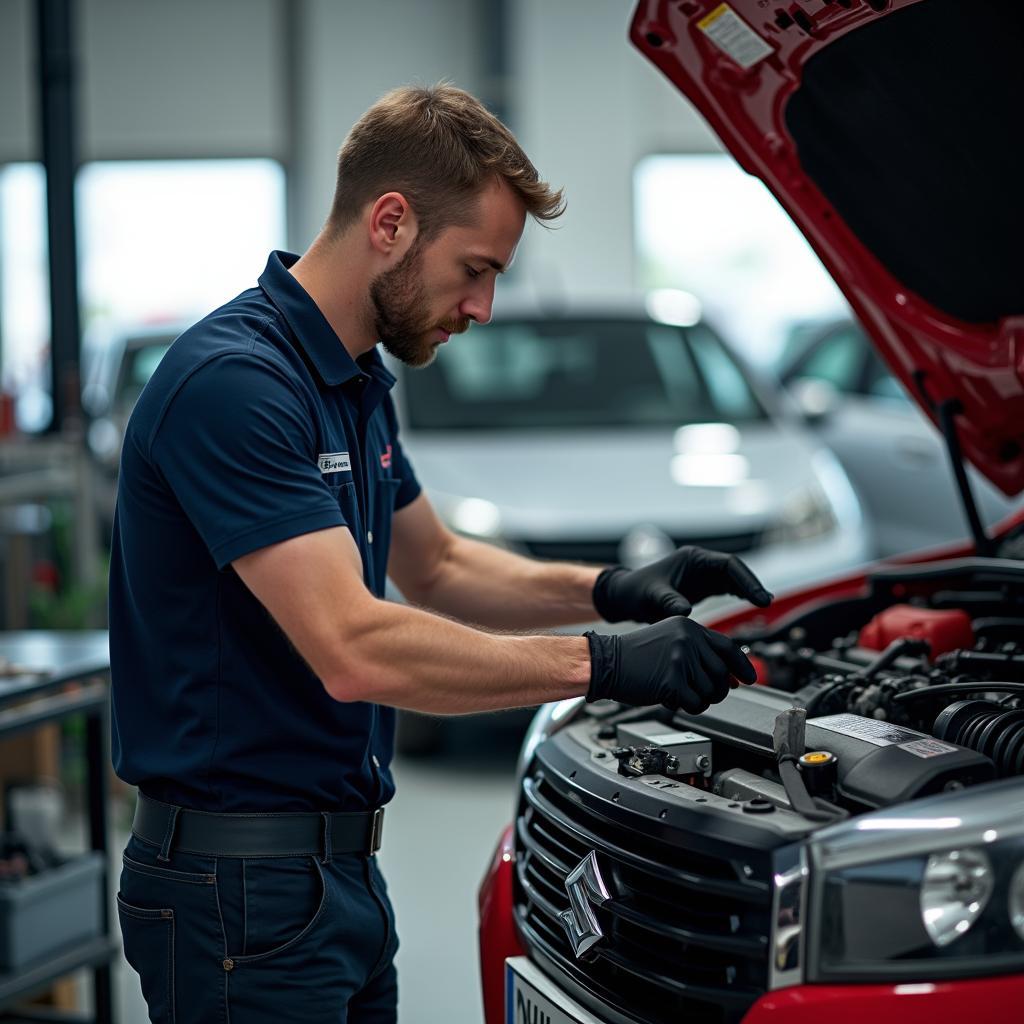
[105,720,523,1023]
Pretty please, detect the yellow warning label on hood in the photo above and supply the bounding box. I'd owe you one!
[697,3,774,70]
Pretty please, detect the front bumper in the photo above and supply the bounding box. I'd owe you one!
[481,827,1024,1023]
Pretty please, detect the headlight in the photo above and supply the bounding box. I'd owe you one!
[1009,862,1024,941]
[765,483,837,545]
[920,848,994,947]
[805,779,1024,982]
[515,697,585,787]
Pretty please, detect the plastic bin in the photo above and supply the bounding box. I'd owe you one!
[0,852,104,970]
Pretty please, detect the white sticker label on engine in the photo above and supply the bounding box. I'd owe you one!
[810,714,930,747]
[697,4,774,70]
[900,738,960,759]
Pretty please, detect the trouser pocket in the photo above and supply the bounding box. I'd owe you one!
[217,855,327,964]
[119,835,223,1024]
[117,895,175,1024]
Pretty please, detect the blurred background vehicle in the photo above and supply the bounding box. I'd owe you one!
[393,294,868,591]
[777,317,1018,556]
[82,324,177,531]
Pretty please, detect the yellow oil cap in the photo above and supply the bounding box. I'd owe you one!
[801,751,834,765]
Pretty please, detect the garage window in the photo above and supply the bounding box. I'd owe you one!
[0,159,286,431]
[634,154,846,371]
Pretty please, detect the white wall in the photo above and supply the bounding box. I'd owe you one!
[289,0,483,249]
[0,0,286,163]
[0,0,35,165]
[511,0,720,300]
[78,0,286,161]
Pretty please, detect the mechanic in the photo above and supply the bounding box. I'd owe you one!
[109,84,773,1023]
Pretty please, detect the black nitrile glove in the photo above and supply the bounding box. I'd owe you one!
[585,616,757,714]
[592,545,773,624]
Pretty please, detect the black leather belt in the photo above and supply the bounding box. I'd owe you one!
[132,792,385,861]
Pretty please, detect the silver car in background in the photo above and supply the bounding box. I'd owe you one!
[392,293,871,604]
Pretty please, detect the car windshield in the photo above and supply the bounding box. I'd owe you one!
[401,318,767,431]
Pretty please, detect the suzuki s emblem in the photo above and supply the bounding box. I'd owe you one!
[559,851,610,960]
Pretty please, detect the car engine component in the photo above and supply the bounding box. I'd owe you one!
[858,603,974,657]
[934,700,1024,776]
[612,722,712,777]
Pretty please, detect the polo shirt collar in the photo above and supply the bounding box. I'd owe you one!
[357,346,397,390]
[258,250,364,387]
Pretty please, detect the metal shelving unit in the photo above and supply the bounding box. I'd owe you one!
[0,632,114,1024]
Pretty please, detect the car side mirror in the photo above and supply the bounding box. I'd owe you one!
[789,377,841,426]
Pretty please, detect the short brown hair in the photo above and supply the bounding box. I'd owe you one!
[326,84,564,239]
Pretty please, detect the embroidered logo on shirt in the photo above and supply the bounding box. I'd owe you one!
[318,452,352,474]
[380,445,393,469]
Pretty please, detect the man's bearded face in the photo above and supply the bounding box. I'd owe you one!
[370,239,469,367]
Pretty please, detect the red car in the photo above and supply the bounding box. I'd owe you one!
[479,1,1024,1022]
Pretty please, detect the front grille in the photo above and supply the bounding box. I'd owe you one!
[514,765,771,1024]
[520,531,763,565]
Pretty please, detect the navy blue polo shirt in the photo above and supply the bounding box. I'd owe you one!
[109,251,421,812]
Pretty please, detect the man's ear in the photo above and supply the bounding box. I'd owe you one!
[368,192,418,257]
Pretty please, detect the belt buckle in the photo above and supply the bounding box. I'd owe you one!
[368,807,384,855]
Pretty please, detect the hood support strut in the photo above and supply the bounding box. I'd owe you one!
[936,398,995,558]
[913,369,994,557]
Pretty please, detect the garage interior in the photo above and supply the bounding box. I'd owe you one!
[0,1,1020,1023]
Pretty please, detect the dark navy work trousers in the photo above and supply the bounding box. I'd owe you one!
[117,833,399,1023]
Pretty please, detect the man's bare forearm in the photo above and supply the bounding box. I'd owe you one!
[328,596,591,713]
[403,534,603,629]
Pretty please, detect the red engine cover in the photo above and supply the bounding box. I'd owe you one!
[859,604,974,659]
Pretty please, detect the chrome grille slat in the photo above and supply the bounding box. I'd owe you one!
[516,857,566,923]
[599,942,752,1000]
[522,858,569,910]
[530,815,589,864]
[603,897,767,957]
[516,816,573,876]
[524,806,589,864]
[613,872,748,929]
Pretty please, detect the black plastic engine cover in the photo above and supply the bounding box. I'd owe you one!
[674,687,996,810]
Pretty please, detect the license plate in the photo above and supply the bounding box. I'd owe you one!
[505,957,609,1024]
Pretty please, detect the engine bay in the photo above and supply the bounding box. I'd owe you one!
[574,558,1024,832]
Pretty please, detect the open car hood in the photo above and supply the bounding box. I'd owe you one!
[630,0,1024,496]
